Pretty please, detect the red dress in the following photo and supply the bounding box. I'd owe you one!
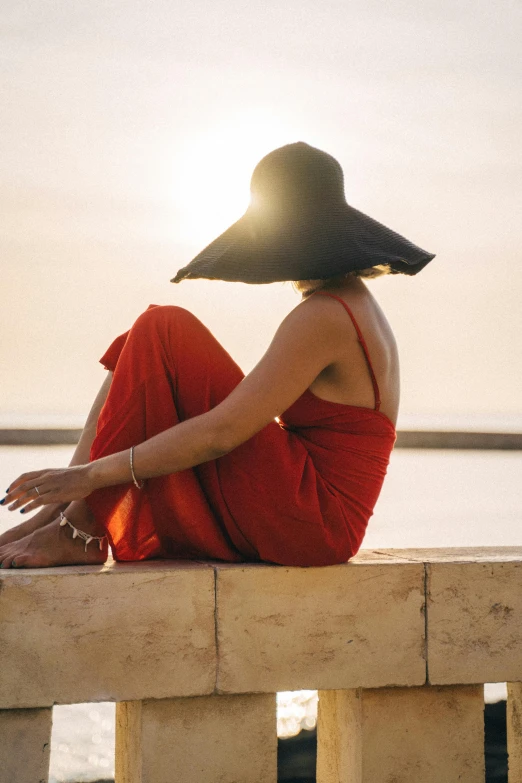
[86,293,397,567]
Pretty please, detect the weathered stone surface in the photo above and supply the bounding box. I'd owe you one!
[316,689,362,783]
[317,685,485,783]
[116,693,277,783]
[507,683,522,783]
[115,699,142,783]
[427,561,522,684]
[349,549,422,564]
[373,547,522,564]
[215,561,426,693]
[0,561,216,708]
[0,707,52,783]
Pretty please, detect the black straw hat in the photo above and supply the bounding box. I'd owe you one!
[171,142,435,284]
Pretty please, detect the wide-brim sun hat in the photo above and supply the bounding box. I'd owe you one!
[171,142,436,284]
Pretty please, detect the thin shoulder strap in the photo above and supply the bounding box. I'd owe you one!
[313,291,382,411]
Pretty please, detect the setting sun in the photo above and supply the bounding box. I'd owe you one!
[170,109,304,246]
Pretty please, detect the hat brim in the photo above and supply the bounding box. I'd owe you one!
[171,203,435,284]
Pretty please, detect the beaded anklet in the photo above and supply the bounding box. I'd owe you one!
[59,512,107,552]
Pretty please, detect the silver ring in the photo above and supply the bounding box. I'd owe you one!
[35,486,41,497]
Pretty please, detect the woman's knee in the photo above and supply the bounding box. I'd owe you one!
[132,304,203,334]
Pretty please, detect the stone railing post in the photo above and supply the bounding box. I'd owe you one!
[507,682,522,782]
[0,707,53,783]
[316,685,485,783]
[115,693,277,783]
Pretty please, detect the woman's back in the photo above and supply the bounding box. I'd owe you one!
[301,278,400,427]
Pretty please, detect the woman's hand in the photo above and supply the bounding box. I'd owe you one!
[0,465,97,514]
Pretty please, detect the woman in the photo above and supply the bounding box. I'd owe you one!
[0,142,435,569]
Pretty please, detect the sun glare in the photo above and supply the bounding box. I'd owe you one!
[171,109,302,247]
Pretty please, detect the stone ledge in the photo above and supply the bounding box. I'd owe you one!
[427,560,522,684]
[2,548,522,709]
[362,547,522,564]
[215,560,426,693]
[0,561,216,709]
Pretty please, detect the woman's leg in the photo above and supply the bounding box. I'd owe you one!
[0,499,108,568]
[2,305,249,567]
[0,502,66,549]
[0,374,113,548]
[85,304,248,563]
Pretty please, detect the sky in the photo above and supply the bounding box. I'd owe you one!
[1,0,521,426]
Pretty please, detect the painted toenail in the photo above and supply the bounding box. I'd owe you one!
[0,499,5,505]
[20,509,25,514]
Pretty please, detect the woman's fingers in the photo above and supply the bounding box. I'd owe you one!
[5,470,47,495]
[1,465,93,512]
[1,472,53,510]
[17,499,45,514]
[2,471,47,502]
[7,484,51,512]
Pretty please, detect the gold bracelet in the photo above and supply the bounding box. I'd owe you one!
[130,446,145,489]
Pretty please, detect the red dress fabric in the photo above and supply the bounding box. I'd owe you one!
[86,296,396,567]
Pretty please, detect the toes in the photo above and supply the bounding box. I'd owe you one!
[0,536,32,568]
[10,555,29,568]
[0,547,11,565]
[0,553,14,569]
[3,550,43,569]
[0,541,23,563]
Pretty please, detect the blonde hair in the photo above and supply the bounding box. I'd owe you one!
[292,265,391,295]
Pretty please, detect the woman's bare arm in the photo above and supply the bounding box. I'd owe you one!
[3,297,352,509]
[88,296,347,487]
[69,372,113,466]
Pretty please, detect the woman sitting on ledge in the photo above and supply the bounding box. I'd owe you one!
[0,142,435,569]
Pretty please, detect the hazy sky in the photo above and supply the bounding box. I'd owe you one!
[1,0,521,424]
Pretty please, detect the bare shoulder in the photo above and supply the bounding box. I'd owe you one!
[199,291,355,448]
[279,290,359,341]
[307,285,397,347]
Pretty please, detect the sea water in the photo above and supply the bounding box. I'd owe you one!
[1,445,521,782]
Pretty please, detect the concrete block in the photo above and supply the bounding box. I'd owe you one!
[116,693,277,783]
[427,561,522,684]
[507,682,522,783]
[0,561,216,708]
[215,561,426,693]
[375,547,522,564]
[316,689,362,783]
[317,685,485,783]
[0,707,52,783]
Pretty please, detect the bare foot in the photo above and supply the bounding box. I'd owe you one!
[0,500,108,569]
[0,503,66,548]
